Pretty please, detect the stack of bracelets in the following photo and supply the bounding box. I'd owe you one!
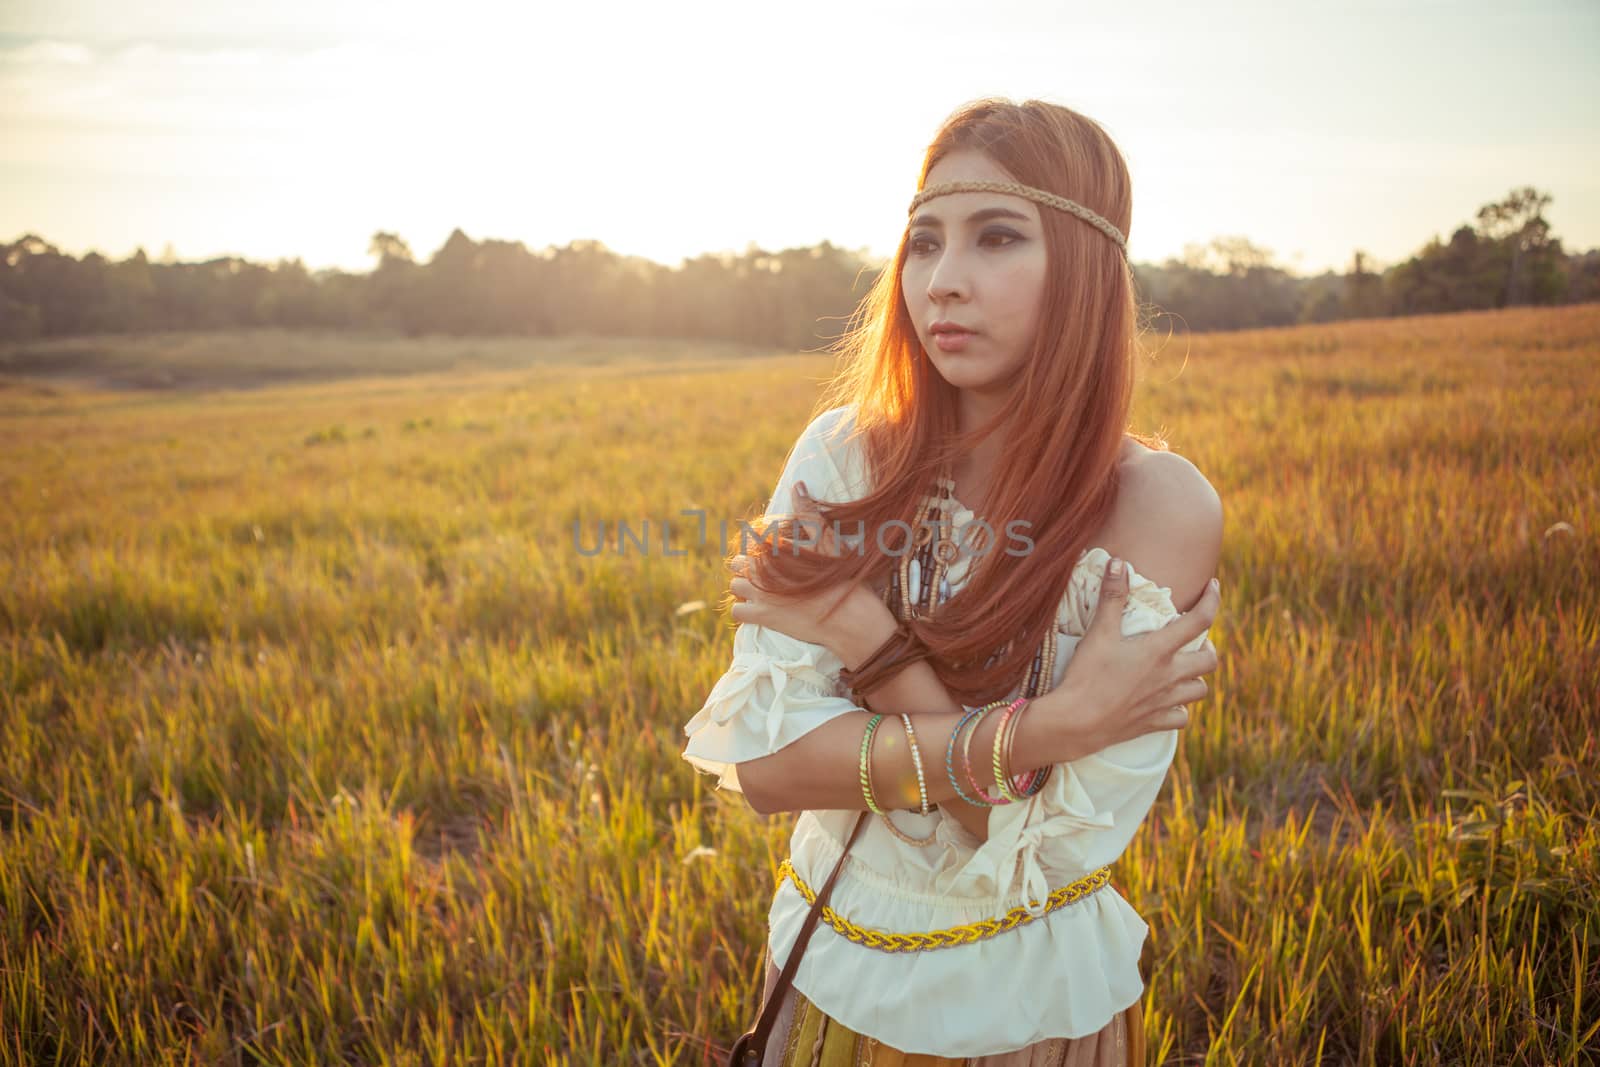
[842,469,1056,846]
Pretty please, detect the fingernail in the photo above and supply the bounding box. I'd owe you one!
[1108,557,1124,577]
[796,481,809,498]
[1210,577,1220,591]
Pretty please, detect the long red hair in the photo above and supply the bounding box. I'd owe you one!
[735,97,1165,707]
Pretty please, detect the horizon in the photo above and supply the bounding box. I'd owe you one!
[3,0,1597,278]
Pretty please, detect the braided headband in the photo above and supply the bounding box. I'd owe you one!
[907,179,1128,258]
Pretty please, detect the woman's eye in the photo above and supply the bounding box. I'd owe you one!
[907,231,1020,256]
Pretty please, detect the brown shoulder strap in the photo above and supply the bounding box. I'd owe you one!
[746,812,868,1055]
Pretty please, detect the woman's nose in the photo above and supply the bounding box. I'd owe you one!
[927,255,968,302]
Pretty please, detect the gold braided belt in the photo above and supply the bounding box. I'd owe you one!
[775,859,1114,953]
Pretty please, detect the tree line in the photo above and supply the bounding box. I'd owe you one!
[2,186,1594,347]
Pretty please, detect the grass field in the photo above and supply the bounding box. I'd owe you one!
[1,304,1596,1065]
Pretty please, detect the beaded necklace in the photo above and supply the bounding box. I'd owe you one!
[874,466,1059,846]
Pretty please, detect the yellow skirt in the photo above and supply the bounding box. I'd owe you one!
[760,959,1145,1067]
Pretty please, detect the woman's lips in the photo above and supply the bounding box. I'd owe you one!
[932,329,973,352]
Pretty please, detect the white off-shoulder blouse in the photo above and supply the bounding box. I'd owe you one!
[681,404,1214,1056]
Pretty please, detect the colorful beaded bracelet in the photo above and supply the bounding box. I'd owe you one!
[960,701,1011,805]
[943,705,989,808]
[858,713,886,814]
[994,697,1031,802]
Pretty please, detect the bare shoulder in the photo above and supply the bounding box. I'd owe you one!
[1108,445,1223,614]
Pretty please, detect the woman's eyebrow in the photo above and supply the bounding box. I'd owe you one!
[909,206,1032,229]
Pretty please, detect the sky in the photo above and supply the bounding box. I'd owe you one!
[2,0,1596,278]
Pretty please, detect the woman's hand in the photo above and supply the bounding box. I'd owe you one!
[727,481,865,650]
[1032,555,1221,760]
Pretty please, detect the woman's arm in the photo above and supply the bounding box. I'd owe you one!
[756,546,1221,831]
[740,559,1222,824]
[737,676,1076,820]
[827,587,1009,843]
[731,561,1093,826]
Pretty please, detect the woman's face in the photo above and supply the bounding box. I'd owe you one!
[901,150,1049,398]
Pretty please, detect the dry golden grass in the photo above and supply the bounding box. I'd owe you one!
[1,304,1596,1064]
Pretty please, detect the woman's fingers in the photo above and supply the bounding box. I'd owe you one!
[1154,705,1189,731]
[1152,677,1208,709]
[1090,556,1130,634]
[791,481,839,556]
[1163,577,1221,652]
[792,482,818,538]
[1171,646,1220,683]
[1116,701,1190,744]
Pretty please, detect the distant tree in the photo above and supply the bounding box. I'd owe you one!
[1387,226,1500,315]
[1146,237,1298,330]
[107,246,157,331]
[1473,186,1565,306]
[366,231,424,335]
[1343,250,1385,319]
[1566,249,1600,304]
[368,232,414,267]
[1183,236,1276,277]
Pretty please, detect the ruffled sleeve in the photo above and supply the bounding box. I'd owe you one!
[974,547,1214,913]
[680,406,868,809]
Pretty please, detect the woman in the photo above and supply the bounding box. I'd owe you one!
[681,98,1223,1065]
